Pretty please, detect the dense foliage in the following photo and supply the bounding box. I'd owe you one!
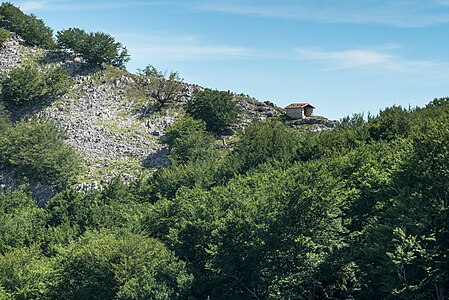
[56,28,130,68]
[1,97,449,299]
[187,89,240,135]
[0,27,9,44]
[0,2,55,48]
[0,118,82,187]
[1,64,73,106]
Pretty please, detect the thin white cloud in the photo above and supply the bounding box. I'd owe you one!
[132,45,250,60]
[295,46,442,74]
[13,0,449,27]
[296,48,391,69]
[197,0,449,27]
[115,33,251,62]
[18,0,50,11]
[13,0,181,12]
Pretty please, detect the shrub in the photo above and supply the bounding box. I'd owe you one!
[1,64,46,105]
[138,64,183,109]
[1,64,73,106]
[0,2,55,48]
[44,66,73,96]
[187,89,239,135]
[0,246,57,299]
[137,64,164,78]
[163,117,217,164]
[0,118,83,187]
[0,28,10,44]
[0,103,10,132]
[57,28,130,68]
[54,230,192,300]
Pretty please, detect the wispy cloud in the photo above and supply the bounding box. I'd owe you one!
[13,0,180,12]
[13,0,449,27]
[295,46,442,74]
[18,0,50,11]
[115,33,251,62]
[197,0,449,27]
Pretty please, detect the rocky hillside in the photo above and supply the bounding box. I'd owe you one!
[0,34,284,189]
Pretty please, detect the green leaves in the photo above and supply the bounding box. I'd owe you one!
[1,64,73,106]
[0,246,57,300]
[0,2,55,48]
[0,119,82,187]
[187,89,239,135]
[1,64,46,105]
[0,28,10,44]
[56,28,130,68]
[163,117,217,165]
[54,230,192,300]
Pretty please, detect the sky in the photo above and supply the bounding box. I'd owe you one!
[8,0,449,119]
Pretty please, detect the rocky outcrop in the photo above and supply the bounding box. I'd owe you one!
[292,117,338,132]
[0,34,44,74]
[239,98,283,121]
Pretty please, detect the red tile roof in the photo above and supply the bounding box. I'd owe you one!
[285,103,315,109]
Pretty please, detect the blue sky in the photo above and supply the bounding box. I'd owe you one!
[9,0,449,119]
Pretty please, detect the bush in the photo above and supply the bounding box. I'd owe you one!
[187,89,239,135]
[57,28,130,68]
[44,66,73,96]
[0,103,11,132]
[1,64,46,105]
[138,64,183,109]
[163,117,217,164]
[54,230,192,300]
[0,118,82,187]
[0,2,55,48]
[226,119,300,174]
[1,64,73,106]
[0,187,48,253]
[0,246,57,299]
[0,28,10,44]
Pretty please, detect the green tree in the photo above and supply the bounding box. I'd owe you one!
[137,64,163,78]
[151,71,183,109]
[56,28,130,68]
[0,246,57,300]
[0,2,55,48]
[0,187,48,254]
[0,103,11,132]
[225,119,299,176]
[54,230,192,300]
[187,89,239,135]
[1,64,46,105]
[44,66,73,96]
[140,65,184,109]
[1,64,73,106]
[0,27,10,44]
[149,158,219,200]
[367,105,411,141]
[163,117,217,165]
[0,118,82,187]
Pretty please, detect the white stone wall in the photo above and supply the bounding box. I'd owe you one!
[304,107,313,117]
[286,108,304,119]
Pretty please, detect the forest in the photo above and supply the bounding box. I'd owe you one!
[1,2,449,299]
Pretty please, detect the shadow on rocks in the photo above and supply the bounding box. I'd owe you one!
[141,148,170,169]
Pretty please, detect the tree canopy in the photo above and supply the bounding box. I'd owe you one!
[187,89,240,135]
[0,2,55,48]
[57,28,130,68]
